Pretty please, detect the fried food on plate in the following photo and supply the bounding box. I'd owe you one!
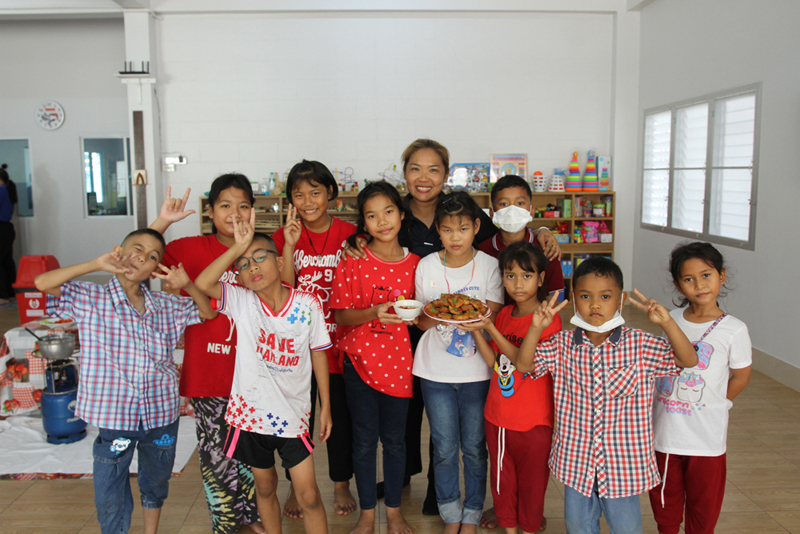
[424,293,489,321]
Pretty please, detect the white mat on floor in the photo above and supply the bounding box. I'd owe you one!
[0,415,197,476]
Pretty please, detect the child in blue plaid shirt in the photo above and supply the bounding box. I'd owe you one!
[36,228,216,534]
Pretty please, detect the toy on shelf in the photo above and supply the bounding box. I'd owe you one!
[448,163,490,193]
[543,203,560,218]
[582,151,599,191]
[573,226,584,244]
[581,221,600,243]
[376,164,406,192]
[553,220,570,244]
[598,155,611,191]
[566,152,582,192]
[561,260,573,278]
[548,169,566,192]
[598,221,613,243]
[490,153,528,183]
[531,171,548,192]
[556,198,572,218]
[336,167,357,193]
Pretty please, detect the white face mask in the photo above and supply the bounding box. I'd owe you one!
[492,205,533,234]
[570,299,626,333]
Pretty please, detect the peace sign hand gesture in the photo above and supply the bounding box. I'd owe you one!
[629,289,672,326]
[531,292,569,331]
[153,262,192,291]
[96,249,133,276]
[232,208,257,250]
[283,204,302,249]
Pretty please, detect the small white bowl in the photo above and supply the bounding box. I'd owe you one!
[394,299,423,320]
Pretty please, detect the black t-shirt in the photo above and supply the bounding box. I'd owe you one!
[398,193,497,258]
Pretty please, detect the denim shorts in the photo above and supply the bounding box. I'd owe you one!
[93,418,180,534]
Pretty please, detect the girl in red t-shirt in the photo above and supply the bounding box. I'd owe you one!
[152,176,263,534]
[271,160,357,517]
[330,181,420,534]
[465,241,562,534]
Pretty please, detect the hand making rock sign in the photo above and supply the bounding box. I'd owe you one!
[157,186,196,224]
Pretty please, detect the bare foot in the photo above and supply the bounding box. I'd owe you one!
[458,524,477,534]
[334,481,358,515]
[246,521,267,534]
[480,507,497,529]
[283,485,304,519]
[386,506,413,534]
[442,522,461,534]
[349,510,375,534]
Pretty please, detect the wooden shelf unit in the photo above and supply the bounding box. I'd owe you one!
[199,193,360,236]
[199,190,615,295]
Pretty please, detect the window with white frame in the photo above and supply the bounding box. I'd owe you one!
[641,85,760,249]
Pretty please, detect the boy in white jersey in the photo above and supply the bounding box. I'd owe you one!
[196,209,332,534]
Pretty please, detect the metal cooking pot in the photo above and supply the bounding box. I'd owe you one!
[37,333,76,361]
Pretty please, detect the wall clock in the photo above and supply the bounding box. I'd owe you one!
[35,100,65,130]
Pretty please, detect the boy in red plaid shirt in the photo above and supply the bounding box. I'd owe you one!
[515,257,698,534]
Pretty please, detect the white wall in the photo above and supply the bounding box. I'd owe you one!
[157,12,616,242]
[0,3,640,288]
[634,0,800,375]
[0,19,131,270]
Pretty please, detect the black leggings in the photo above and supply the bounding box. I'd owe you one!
[0,221,16,299]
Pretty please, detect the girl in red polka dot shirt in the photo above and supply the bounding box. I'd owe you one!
[330,181,421,534]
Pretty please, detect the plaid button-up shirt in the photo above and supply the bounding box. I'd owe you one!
[47,277,202,431]
[533,326,680,498]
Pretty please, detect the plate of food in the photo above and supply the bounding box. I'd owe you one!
[39,317,76,329]
[423,293,492,324]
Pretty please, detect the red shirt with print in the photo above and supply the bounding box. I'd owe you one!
[273,216,356,374]
[484,305,561,431]
[330,248,420,398]
[163,234,239,398]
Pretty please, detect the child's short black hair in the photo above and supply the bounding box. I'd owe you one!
[573,256,623,291]
[122,228,166,255]
[209,173,255,207]
[669,241,727,307]
[355,181,409,238]
[286,160,339,204]
[498,241,549,301]
[435,191,484,227]
[490,174,531,205]
[254,232,275,251]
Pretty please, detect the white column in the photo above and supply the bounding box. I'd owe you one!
[121,10,162,232]
[609,5,641,290]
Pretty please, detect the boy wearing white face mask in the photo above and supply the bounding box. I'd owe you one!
[515,257,699,534]
[477,175,564,299]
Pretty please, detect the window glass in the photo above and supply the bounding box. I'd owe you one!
[82,138,131,216]
[642,111,671,227]
[0,139,33,217]
[640,86,758,249]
